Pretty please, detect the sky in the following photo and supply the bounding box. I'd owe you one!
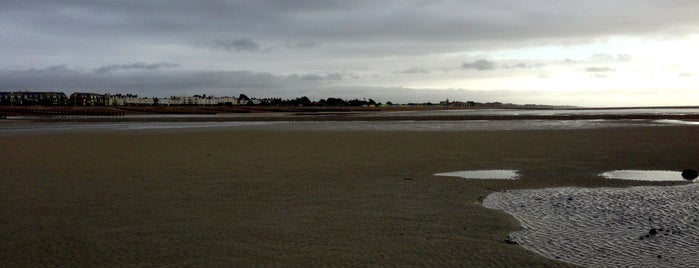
[1,0,699,107]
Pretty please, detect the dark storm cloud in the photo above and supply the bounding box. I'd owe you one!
[20,65,79,74]
[0,66,354,97]
[213,38,260,52]
[94,62,180,74]
[0,65,506,103]
[4,1,699,55]
[462,59,496,71]
[0,66,275,95]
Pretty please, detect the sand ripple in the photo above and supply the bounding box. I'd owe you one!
[483,183,699,267]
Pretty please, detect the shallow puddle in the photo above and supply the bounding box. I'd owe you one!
[600,170,692,182]
[434,170,519,180]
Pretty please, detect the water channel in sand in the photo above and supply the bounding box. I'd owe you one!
[600,170,695,182]
[434,170,519,180]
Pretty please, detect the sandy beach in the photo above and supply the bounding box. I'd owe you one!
[2,126,698,266]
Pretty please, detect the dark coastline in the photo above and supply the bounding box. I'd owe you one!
[15,114,699,123]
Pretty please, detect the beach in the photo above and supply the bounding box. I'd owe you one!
[1,125,698,266]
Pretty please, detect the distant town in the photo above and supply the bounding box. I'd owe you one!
[0,90,552,108]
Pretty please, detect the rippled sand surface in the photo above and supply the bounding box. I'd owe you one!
[483,184,699,267]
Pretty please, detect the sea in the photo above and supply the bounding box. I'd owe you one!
[1,108,698,134]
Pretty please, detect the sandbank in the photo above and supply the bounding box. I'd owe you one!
[2,126,698,266]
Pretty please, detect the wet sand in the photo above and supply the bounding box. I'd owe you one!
[484,183,699,267]
[1,126,698,266]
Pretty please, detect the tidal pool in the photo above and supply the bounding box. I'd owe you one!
[434,170,519,180]
[600,170,691,182]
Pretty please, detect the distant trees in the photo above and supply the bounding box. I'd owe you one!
[257,96,379,107]
[258,97,311,106]
[318,97,346,107]
[317,97,376,107]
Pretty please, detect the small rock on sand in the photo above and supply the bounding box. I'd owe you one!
[681,169,698,180]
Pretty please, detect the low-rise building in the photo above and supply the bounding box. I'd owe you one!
[0,91,68,105]
[106,94,154,106]
[218,96,239,105]
[70,92,107,106]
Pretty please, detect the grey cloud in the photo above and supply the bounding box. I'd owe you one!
[591,54,632,61]
[461,60,542,71]
[504,63,544,69]
[0,67,268,95]
[1,65,482,103]
[5,1,699,58]
[0,66,354,97]
[616,54,632,61]
[21,65,79,74]
[94,62,180,74]
[585,67,616,78]
[586,67,616,73]
[510,63,528,69]
[462,59,496,71]
[396,68,430,74]
[283,41,318,49]
[286,72,353,82]
[1,65,686,106]
[213,38,260,52]
[260,40,318,52]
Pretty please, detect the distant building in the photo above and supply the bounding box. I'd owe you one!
[168,96,191,105]
[166,95,241,106]
[70,92,106,106]
[157,97,171,106]
[448,101,476,107]
[219,96,236,105]
[0,91,68,106]
[106,94,154,106]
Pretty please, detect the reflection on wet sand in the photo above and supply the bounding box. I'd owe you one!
[600,170,691,182]
[435,170,519,180]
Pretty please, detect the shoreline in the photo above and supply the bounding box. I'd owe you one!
[0,118,688,136]
[2,113,699,124]
[1,105,699,123]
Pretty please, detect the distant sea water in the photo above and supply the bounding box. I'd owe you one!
[1,108,698,134]
[364,107,699,117]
